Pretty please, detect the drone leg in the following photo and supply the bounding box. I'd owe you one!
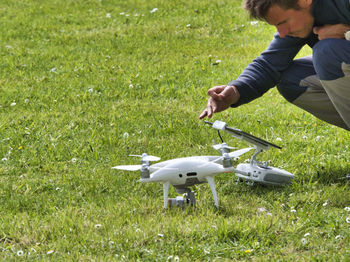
[163,182,170,209]
[206,176,219,207]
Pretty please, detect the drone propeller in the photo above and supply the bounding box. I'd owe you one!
[112,165,142,171]
[228,147,254,158]
[112,164,178,172]
[208,147,253,166]
[129,153,160,162]
[212,143,235,151]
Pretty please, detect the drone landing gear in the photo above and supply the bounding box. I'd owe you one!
[236,177,255,186]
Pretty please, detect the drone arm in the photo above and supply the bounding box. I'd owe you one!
[163,181,170,209]
[206,176,219,207]
[251,147,268,167]
[226,167,250,177]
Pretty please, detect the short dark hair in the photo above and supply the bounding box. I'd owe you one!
[244,0,301,20]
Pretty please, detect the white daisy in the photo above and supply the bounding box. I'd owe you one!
[301,238,307,245]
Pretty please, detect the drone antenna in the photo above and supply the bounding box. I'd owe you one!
[218,130,224,143]
[205,120,281,150]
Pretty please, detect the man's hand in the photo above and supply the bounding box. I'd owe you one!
[199,85,240,119]
[313,24,350,40]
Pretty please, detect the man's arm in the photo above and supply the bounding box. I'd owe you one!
[199,33,308,119]
[228,33,308,107]
[313,24,350,40]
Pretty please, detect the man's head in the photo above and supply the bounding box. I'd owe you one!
[244,0,314,38]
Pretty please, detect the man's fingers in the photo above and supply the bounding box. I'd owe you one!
[207,85,226,100]
[199,110,207,119]
[207,89,221,100]
[200,85,234,119]
[199,102,216,119]
[207,104,213,118]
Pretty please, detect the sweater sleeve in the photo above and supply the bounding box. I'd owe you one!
[228,32,308,107]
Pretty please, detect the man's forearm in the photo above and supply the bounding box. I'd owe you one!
[313,24,350,40]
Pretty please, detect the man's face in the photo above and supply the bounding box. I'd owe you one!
[265,0,314,38]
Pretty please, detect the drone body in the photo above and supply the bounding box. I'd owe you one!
[112,120,294,208]
[113,149,252,208]
[235,163,294,186]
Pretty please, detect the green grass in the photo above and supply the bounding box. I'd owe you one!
[0,0,349,260]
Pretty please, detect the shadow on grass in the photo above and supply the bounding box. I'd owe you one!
[215,183,293,215]
[296,166,349,185]
[159,168,349,216]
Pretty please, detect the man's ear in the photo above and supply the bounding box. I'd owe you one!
[298,0,313,9]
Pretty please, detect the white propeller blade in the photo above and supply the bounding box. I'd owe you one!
[210,157,223,164]
[111,165,141,171]
[129,154,161,162]
[212,143,235,151]
[143,155,161,161]
[228,147,253,158]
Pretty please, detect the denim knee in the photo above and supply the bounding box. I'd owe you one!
[276,57,313,102]
[313,39,350,81]
[277,76,301,103]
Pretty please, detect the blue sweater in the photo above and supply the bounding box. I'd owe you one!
[228,0,350,106]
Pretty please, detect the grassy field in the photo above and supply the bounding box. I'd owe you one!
[0,0,349,260]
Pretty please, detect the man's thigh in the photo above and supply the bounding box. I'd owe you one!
[313,39,350,130]
[277,56,349,130]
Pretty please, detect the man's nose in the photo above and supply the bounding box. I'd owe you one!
[277,26,289,38]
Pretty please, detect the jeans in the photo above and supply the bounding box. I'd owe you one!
[277,39,350,130]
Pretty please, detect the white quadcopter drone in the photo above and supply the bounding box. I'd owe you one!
[112,120,294,208]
